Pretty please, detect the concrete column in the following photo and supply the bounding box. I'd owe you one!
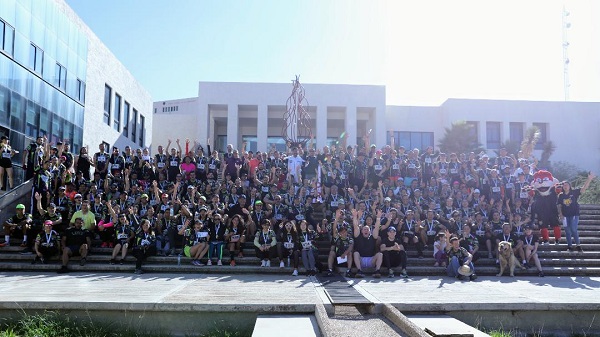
[479,121,487,153]
[316,105,328,150]
[198,103,209,150]
[227,104,239,150]
[257,105,268,153]
[374,107,386,148]
[503,122,510,146]
[345,106,357,148]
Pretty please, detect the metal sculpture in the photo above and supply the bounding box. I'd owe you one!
[282,76,313,149]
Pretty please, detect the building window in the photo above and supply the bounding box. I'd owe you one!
[509,122,524,145]
[466,121,478,145]
[29,43,44,75]
[388,131,434,151]
[533,122,548,150]
[114,94,121,131]
[131,108,137,141]
[101,141,110,154]
[76,79,85,103]
[139,114,145,146]
[1,19,15,56]
[123,101,130,137]
[486,122,501,149]
[103,85,111,125]
[55,63,67,91]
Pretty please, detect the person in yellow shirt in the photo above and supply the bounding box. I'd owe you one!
[70,200,96,231]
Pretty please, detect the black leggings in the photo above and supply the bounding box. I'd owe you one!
[255,246,277,260]
[383,250,407,269]
[133,246,156,269]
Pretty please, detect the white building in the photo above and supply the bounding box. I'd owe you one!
[0,0,152,170]
[153,82,600,173]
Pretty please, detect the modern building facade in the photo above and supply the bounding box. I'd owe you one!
[0,0,152,182]
[154,81,600,173]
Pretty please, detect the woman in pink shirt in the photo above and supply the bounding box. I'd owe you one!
[180,155,196,180]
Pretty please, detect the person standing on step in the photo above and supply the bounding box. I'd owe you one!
[0,135,17,192]
[298,219,319,276]
[277,220,300,276]
[206,212,228,266]
[558,172,595,253]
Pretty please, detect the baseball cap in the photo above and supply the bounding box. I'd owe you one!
[15,204,25,210]
[141,194,148,199]
[255,200,263,205]
[384,197,391,202]
[44,220,53,226]
[387,226,397,232]
[74,194,82,198]
[473,189,480,194]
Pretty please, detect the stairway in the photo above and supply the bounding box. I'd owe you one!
[0,204,599,276]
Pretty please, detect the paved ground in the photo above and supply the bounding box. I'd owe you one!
[0,272,598,336]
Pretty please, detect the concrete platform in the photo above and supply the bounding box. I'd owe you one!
[0,272,598,336]
[252,315,319,337]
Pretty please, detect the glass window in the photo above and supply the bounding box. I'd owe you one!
[267,136,287,153]
[486,122,501,149]
[389,131,434,152]
[242,136,257,152]
[1,19,15,56]
[139,114,145,146]
[39,108,49,137]
[131,108,137,141]
[533,122,547,150]
[123,101,130,137]
[25,101,39,137]
[10,92,25,133]
[103,85,111,125]
[76,79,85,103]
[114,93,121,131]
[55,63,66,91]
[0,86,8,126]
[509,122,524,145]
[29,43,44,75]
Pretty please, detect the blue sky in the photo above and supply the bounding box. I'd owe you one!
[66,0,600,105]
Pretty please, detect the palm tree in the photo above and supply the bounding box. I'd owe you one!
[438,121,483,154]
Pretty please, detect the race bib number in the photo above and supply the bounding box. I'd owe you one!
[198,232,208,238]
[142,155,150,161]
[330,202,338,208]
[505,183,514,189]
[476,230,485,236]
[97,156,106,162]
[295,214,305,221]
[112,164,120,169]
[261,187,269,193]
[425,158,432,164]
[209,164,216,170]
[520,192,528,199]
[177,224,184,231]
[404,231,414,236]
[492,187,501,193]
[170,161,178,166]
[284,242,295,249]
[2,152,10,158]
[117,233,128,240]
[150,200,157,206]
[158,162,165,168]
[141,239,150,246]
[450,169,458,174]
[408,164,416,169]
[374,165,383,171]
[230,234,240,242]
[302,241,312,249]
[392,164,400,170]
[439,169,447,174]
[275,214,283,220]
[427,230,436,236]
[197,164,205,169]
[494,229,503,235]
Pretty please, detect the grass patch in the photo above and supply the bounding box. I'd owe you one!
[0,312,251,337]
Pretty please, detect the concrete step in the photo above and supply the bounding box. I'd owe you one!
[407,314,490,337]
[252,315,319,337]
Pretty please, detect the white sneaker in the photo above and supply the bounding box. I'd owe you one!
[261,260,266,267]
[292,269,298,276]
[207,260,212,266]
[266,260,271,267]
[217,260,222,266]
[280,261,285,268]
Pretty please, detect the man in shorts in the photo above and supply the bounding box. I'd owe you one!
[352,209,383,278]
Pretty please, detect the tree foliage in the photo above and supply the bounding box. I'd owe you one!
[438,121,483,154]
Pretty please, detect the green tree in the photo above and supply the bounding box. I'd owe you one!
[438,121,483,154]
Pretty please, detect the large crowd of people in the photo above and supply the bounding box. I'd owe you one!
[0,133,595,278]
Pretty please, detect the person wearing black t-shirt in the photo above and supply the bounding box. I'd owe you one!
[380,227,408,278]
[521,225,544,277]
[58,217,91,273]
[557,172,595,253]
[352,209,383,278]
[33,220,61,264]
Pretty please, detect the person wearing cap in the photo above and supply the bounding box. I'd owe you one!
[445,231,477,281]
[33,220,61,264]
[254,218,277,267]
[380,225,409,278]
[23,135,46,181]
[249,200,269,237]
[352,209,384,278]
[58,216,92,273]
[35,192,63,233]
[2,204,33,248]
[521,225,544,277]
